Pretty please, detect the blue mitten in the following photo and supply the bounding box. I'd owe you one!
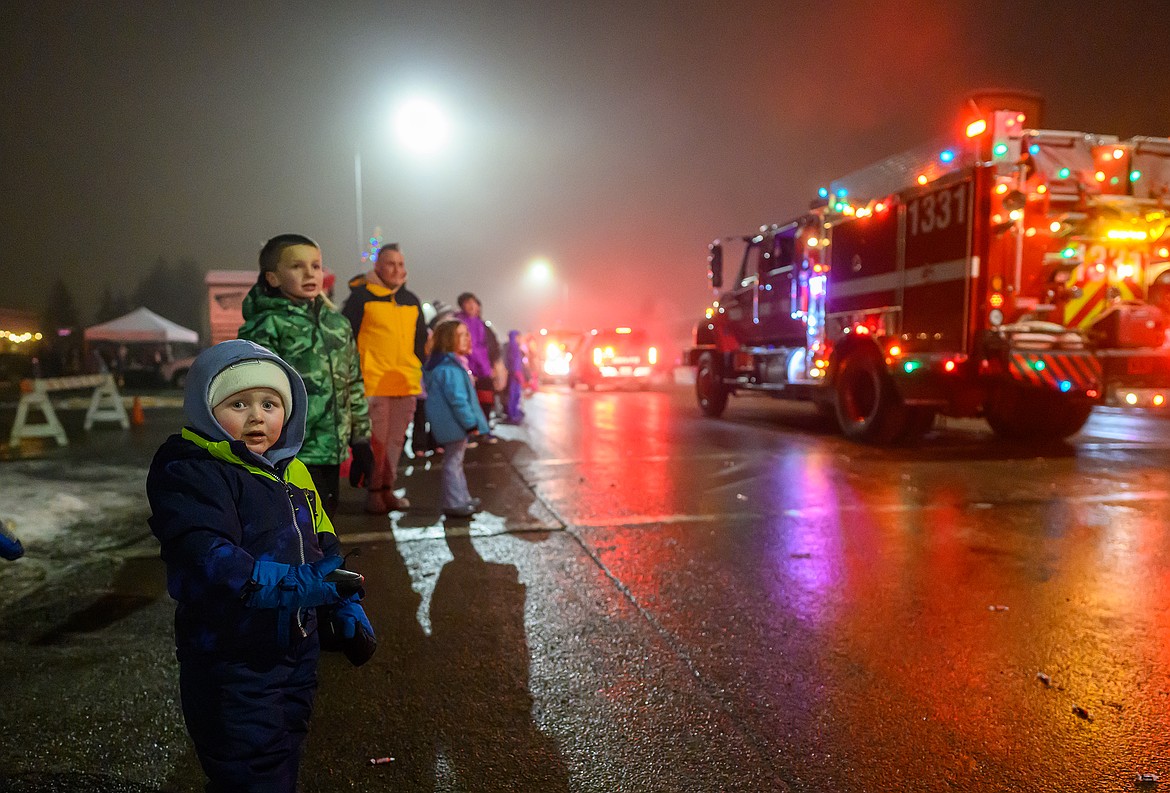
[334,595,374,640]
[245,555,344,610]
[322,593,377,666]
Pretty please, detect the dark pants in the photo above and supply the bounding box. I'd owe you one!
[179,639,320,793]
[304,464,339,517]
[475,376,495,425]
[411,397,435,453]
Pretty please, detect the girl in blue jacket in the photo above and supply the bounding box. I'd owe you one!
[147,339,373,792]
[424,319,491,518]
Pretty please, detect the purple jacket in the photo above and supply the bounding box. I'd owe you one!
[455,312,494,380]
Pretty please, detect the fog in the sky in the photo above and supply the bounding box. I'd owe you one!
[3,0,1168,344]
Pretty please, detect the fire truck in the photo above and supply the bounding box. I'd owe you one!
[689,93,1170,443]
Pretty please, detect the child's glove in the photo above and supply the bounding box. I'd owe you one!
[334,596,374,640]
[322,593,377,667]
[348,440,374,488]
[244,555,344,610]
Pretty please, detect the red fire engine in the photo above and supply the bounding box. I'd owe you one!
[689,93,1170,443]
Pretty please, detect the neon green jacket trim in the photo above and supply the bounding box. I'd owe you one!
[181,427,336,538]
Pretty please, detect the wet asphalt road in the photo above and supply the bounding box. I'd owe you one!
[3,386,1170,791]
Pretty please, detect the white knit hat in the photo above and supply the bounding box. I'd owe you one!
[208,359,293,416]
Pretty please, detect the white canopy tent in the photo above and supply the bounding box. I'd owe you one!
[84,307,199,344]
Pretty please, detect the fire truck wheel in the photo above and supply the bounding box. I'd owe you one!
[696,352,729,417]
[1046,400,1093,438]
[834,351,908,444]
[985,384,1093,440]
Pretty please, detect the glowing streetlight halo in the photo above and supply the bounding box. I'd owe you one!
[527,257,553,284]
[355,92,455,259]
[523,256,569,326]
[392,96,452,158]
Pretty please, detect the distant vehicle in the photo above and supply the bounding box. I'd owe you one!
[535,329,582,383]
[569,327,663,390]
[160,355,197,388]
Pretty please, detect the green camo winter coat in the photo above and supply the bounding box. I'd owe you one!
[238,282,371,465]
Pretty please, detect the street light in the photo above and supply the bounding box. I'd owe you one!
[526,257,552,285]
[353,94,453,262]
[525,257,568,326]
[393,97,452,158]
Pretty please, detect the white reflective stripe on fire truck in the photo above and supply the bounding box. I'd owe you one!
[829,258,969,299]
[902,258,968,289]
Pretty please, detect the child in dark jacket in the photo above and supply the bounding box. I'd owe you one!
[424,319,490,518]
[147,339,373,792]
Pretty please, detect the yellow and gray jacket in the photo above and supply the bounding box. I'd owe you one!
[341,271,427,397]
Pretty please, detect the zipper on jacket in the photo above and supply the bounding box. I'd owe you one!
[284,482,308,638]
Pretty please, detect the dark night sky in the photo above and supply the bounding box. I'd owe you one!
[2,1,1169,343]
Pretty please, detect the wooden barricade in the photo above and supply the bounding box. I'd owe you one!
[8,374,130,447]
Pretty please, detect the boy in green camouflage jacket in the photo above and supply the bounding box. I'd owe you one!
[238,234,373,515]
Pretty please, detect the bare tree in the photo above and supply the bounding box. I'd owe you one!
[133,257,205,332]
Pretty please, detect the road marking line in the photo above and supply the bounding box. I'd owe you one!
[559,490,1170,527]
[570,514,732,528]
[339,517,562,545]
[340,490,1170,545]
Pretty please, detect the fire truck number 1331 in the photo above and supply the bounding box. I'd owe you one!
[906,184,967,237]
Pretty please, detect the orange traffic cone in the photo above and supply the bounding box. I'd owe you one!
[131,396,145,426]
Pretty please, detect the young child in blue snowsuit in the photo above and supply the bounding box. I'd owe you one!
[147,339,373,792]
[424,319,490,518]
[502,329,529,424]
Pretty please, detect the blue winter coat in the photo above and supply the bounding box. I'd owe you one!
[423,353,490,445]
[147,340,340,661]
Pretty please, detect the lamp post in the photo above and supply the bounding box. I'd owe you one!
[353,95,453,263]
[526,257,569,326]
[354,146,365,262]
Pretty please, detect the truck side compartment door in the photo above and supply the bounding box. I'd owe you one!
[901,178,973,348]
